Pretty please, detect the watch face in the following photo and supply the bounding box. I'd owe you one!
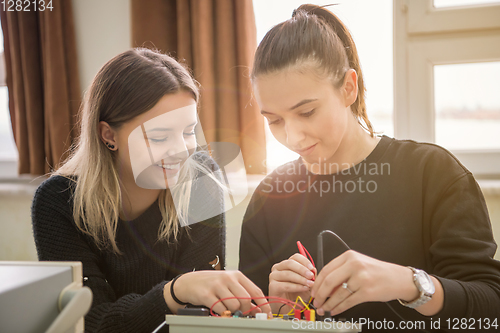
[417,271,435,294]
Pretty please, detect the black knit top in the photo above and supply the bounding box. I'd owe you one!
[240,136,500,332]
[32,175,225,332]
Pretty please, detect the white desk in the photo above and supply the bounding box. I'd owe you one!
[165,315,362,333]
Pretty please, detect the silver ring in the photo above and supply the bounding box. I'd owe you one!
[211,255,220,269]
[342,282,354,294]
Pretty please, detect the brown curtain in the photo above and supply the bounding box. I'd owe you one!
[132,0,266,174]
[1,0,81,175]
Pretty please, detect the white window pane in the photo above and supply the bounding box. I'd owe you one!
[434,0,500,8]
[434,62,500,150]
[0,16,18,161]
[0,22,3,53]
[253,0,394,172]
[0,87,17,159]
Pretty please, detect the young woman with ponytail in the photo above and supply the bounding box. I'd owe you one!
[239,4,500,330]
[32,48,271,332]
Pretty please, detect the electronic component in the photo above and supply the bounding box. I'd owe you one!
[304,309,311,321]
[177,307,209,316]
[221,310,232,317]
[232,310,243,318]
[165,315,362,331]
[255,313,268,320]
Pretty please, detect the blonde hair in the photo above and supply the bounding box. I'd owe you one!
[56,48,211,253]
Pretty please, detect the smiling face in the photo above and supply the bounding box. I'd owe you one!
[115,91,198,189]
[253,67,359,172]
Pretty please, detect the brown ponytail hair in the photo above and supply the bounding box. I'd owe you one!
[252,4,374,137]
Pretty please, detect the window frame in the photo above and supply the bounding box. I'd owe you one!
[394,0,500,177]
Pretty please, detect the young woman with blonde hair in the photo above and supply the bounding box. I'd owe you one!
[32,48,271,332]
[239,4,500,331]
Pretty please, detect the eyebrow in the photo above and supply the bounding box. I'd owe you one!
[260,98,318,115]
[146,121,197,132]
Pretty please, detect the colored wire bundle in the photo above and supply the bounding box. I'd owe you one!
[209,295,316,318]
[285,296,314,316]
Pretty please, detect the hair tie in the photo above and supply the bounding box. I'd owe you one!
[292,9,297,17]
[170,274,188,306]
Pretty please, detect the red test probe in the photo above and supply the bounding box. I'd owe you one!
[297,241,315,281]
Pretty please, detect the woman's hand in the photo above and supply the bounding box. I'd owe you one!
[164,270,272,317]
[268,253,317,313]
[311,250,443,316]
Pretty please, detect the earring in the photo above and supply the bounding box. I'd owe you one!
[105,142,115,150]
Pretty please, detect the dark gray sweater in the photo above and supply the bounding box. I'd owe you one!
[32,175,225,332]
[239,135,500,332]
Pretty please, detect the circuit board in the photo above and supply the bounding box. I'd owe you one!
[165,315,362,333]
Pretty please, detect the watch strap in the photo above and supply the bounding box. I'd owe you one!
[398,292,432,309]
[398,267,433,309]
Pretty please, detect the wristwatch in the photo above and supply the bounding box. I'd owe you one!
[398,267,435,309]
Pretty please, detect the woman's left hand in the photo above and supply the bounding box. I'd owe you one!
[311,250,420,316]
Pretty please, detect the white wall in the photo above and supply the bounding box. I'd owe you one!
[72,0,131,94]
[0,180,42,261]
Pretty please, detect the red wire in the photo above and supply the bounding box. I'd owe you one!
[303,246,315,268]
[210,296,301,316]
[209,296,304,317]
[297,241,315,268]
[242,300,300,316]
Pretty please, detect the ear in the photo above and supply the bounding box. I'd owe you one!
[342,69,358,107]
[99,121,118,149]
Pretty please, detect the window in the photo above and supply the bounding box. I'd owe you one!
[434,0,500,8]
[434,62,500,151]
[0,18,19,178]
[394,0,500,177]
[253,0,394,173]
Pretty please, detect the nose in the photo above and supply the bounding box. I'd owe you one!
[285,120,306,148]
[164,135,190,160]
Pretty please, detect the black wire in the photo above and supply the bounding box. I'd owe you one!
[317,230,351,273]
[317,229,431,333]
[319,230,351,251]
[277,303,287,317]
